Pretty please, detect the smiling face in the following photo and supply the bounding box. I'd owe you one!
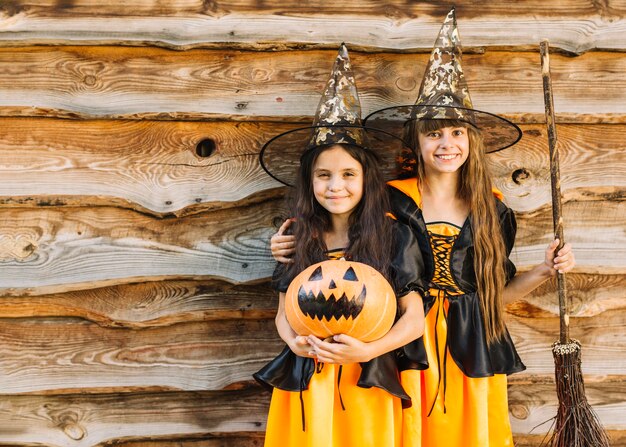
[417,125,470,177]
[312,145,364,219]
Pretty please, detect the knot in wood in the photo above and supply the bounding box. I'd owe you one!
[0,233,38,261]
[509,404,530,420]
[83,75,97,86]
[395,76,417,92]
[50,409,86,440]
[63,422,86,440]
[196,138,217,158]
[511,168,531,185]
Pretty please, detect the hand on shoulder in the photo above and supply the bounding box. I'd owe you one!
[271,218,296,263]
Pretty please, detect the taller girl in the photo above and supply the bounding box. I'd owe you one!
[364,7,576,446]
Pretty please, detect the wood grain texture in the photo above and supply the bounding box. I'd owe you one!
[0,388,270,447]
[508,378,626,435]
[0,318,283,394]
[0,48,625,121]
[0,2,624,53]
[0,118,622,214]
[0,201,285,292]
[508,274,625,318]
[489,124,626,213]
[0,307,621,394]
[0,274,618,325]
[0,280,278,327]
[511,199,625,274]
[0,197,621,292]
[507,310,626,376]
[0,118,286,214]
[0,380,622,446]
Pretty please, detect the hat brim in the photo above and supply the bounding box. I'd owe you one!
[363,105,522,153]
[259,124,413,187]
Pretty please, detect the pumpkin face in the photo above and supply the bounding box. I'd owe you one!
[285,260,397,342]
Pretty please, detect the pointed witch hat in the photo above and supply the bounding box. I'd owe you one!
[364,7,522,153]
[259,43,410,187]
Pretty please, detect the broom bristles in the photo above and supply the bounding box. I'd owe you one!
[543,340,610,447]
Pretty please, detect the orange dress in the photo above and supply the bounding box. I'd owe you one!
[402,222,514,446]
[388,178,524,447]
[256,222,427,447]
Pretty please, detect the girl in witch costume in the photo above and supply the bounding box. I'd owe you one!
[272,9,577,447]
[365,8,579,446]
[254,44,427,447]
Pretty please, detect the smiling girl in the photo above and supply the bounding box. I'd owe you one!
[254,44,426,447]
[371,9,576,446]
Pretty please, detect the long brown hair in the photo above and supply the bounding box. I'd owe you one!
[286,143,393,282]
[405,119,508,344]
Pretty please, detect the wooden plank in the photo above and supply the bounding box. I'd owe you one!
[507,274,625,318]
[507,309,626,376]
[508,378,626,435]
[0,197,621,292]
[0,280,278,327]
[0,388,270,447]
[490,124,626,213]
[511,199,625,274]
[0,307,621,394]
[3,0,622,18]
[0,273,617,325]
[0,119,623,214]
[0,380,622,446]
[0,201,284,292]
[0,2,624,53]
[0,48,624,121]
[0,118,286,214]
[0,318,284,394]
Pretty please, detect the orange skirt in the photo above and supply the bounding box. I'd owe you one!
[401,291,515,446]
[264,361,403,447]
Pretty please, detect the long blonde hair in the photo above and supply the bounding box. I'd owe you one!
[406,119,508,344]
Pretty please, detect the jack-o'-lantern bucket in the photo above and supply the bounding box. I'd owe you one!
[285,260,396,342]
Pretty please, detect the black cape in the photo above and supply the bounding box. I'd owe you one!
[388,183,526,377]
[253,220,428,407]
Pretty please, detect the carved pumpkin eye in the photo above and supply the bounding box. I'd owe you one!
[308,266,323,281]
[343,266,358,281]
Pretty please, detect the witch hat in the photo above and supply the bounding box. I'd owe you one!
[364,7,522,153]
[259,44,410,187]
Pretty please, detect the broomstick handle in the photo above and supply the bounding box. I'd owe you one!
[540,40,569,343]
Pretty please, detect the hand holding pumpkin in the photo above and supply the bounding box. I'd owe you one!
[307,334,374,364]
[288,334,314,358]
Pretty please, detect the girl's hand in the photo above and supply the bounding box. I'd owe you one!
[544,238,576,275]
[271,219,296,264]
[306,334,373,364]
[288,335,314,358]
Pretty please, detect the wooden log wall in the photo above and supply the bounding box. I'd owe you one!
[0,1,624,446]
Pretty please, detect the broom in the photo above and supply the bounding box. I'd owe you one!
[539,39,610,447]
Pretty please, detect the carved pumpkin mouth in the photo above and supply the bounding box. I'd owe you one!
[297,284,366,321]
